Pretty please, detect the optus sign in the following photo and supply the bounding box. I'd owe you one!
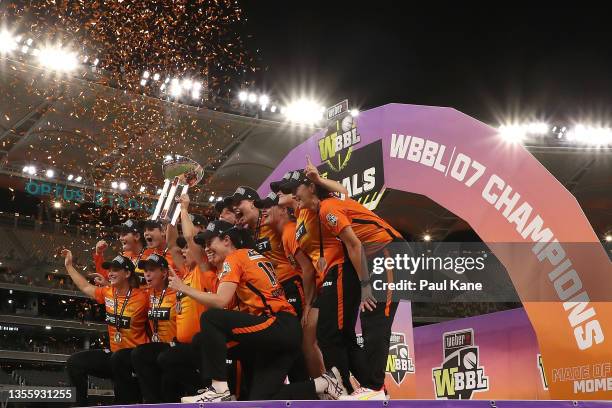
[25,180,85,202]
[25,180,154,213]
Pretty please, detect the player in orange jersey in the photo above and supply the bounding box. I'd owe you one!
[278,170,369,395]
[62,250,147,406]
[130,253,177,403]
[175,221,347,402]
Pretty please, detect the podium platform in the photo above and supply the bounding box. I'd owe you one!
[98,400,612,408]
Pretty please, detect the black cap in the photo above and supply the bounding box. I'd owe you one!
[102,255,136,273]
[143,219,163,230]
[137,253,169,270]
[278,170,311,194]
[114,219,140,234]
[214,197,234,214]
[193,220,236,246]
[230,186,260,204]
[190,214,208,226]
[270,171,295,193]
[254,192,280,209]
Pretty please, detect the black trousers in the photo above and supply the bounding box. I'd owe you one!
[67,348,141,407]
[199,309,317,400]
[156,338,203,402]
[360,237,407,389]
[313,262,367,393]
[281,275,304,318]
[281,275,308,383]
[131,342,171,403]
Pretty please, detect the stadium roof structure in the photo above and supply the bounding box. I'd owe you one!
[0,59,610,240]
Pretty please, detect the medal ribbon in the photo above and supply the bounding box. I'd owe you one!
[113,288,132,338]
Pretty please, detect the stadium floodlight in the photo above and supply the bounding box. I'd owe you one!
[284,98,324,125]
[259,94,270,106]
[45,169,55,178]
[143,70,150,79]
[526,121,549,135]
[67,174,74,181]
[111,181,119,189]
[566,124,612,146]
[53,201,62,209]
[169,78,182,97]
[248,93,257,103]
[182,78,193,90]
[423,234,432,242]
[139,186,146,193]
[153,73,160,81]
[75,176,82,182]
[38,46,79,72]
[119,182,127,191]
[238,91,248,102]
[140,79,147,86]
[350,109,359,117]
[498,124,526,143]
[192,83,202,100]
[0,29,18,55]
[270,105,277,113]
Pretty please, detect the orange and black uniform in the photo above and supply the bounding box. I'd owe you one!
[67,287,149,406]
[295,207,366,392]
[131,287,179,403]
[255,220,304,317]
[319,196,406,390]
[157,265,220,403]
[197,249,316,400]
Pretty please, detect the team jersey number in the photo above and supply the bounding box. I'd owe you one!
[257,261,278,286]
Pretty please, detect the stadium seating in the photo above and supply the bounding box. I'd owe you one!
[0,367,18,385]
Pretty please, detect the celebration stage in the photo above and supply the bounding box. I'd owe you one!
[98,401,612,408]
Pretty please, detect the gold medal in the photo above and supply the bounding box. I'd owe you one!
[151,333,160,343]
[114,331,122,343]
[175,296,183,314]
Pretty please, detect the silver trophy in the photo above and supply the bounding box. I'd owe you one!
[151,155,204,225]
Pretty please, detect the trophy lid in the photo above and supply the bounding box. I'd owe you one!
[162,155,204,186]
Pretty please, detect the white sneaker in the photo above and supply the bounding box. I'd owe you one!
[318,367,347,400]
[339,387,386,400]
[181,387,233,403]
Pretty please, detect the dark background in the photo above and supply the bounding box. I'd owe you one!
[242,2,612,125]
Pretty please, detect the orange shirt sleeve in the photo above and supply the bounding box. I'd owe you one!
[220,254,242,284]
[93,252,109,279]
[282,224,299,258]
[94,286,106,304]
[319,199,351,237]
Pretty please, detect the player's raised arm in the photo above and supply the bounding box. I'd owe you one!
[305,155,349,196]
[61,249,97,299]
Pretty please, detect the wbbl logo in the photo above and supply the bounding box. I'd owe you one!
[386,332,415,385]
[432,329,489,399]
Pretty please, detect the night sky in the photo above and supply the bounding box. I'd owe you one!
[242,2,612,125]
